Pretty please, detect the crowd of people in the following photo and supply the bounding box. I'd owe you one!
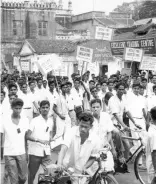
[0,68,156,184]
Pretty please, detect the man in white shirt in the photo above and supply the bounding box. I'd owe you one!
[53,83,71,145]
[146,107,156,184]
[26,100,54,184]
[90,99,114,172]
[107,80,116,95]
[56,112,101,183]
[0,98,29,184]
[19,83,34,121]
[126,83,147,154]
[66,82,77,126]
[46,81,59,117]
[98,80,108,100]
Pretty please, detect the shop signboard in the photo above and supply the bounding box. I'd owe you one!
[110,38,156,56]
[124,47,144,62]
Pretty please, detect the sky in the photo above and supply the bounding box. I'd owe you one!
[63,0,134,15]
[3,0,134,15]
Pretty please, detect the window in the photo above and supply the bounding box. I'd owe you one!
[12,20,23,36]
[38,21,48,36]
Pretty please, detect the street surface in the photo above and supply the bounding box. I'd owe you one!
[1,148,148,184]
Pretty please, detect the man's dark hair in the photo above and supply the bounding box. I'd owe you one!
[150,107,156,121]
[11,98,24,108]
[101,80,107,85]
[66,81,72,87]
[107,80,114,85]
[89,80,95,84]
[48,80,55,87]
[28,80,35,86]
[40,100,50,108]
[153,85,156,91]
[90,87,97,93]
[1,90,6,96]
[90,99,102,107]
[132,82,140,88]
[21,83,27,87]
[36,78,43,83]
[8,94,18,98]
[78,112,94,125]
[142,78,147,82]
[8,83,17,91]
[116,82,125,90]
[60,82,67,89]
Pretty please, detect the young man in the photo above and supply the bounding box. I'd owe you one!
[26,100,54,184]
[90,99,115,172]
[107,80,116,95]
[56,112,101,183]
[98,80,108,99]
[53,83,71,144]
[126,83,147,156]
[46,81,59,117]
[19,83,34,121]
[0,98,29,184]
[146,107,156,184]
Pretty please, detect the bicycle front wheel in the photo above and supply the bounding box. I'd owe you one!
[95,173,118,184]
[134,149,148,184]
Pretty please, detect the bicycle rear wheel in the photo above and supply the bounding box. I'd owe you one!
[134,149,148,184]
[95,174,118,184]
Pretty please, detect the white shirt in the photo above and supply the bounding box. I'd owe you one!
[66,92,75,111]
[62,126,101,171]
[108,95,126,125]
[126,93,145,118]
[46,90,59,115]
[146,124,156,183]
[19,92,34,109]
[92,112,114,146]
[28,115,53,157]
[147,95,156,111]
[0,115,29,156]
[71,88,83,107]
[54,94,69,115]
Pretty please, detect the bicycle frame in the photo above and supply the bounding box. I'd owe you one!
[121,135,144,164]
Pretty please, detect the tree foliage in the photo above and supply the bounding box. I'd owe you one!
[139,1,156,19]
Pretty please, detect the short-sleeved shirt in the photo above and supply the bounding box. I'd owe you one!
[91,112,114,146]
[71,88,83,107]
[54,94,69,115]
[108,95,126,125]
[126,93,145,118]
[62,126,101,171]
[28,115,53,156]
[0,115,29,156]
[46,90,59,115]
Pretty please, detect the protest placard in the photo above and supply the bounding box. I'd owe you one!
[36,54,62,76]
[76,46,93,63]
[21,61,30,71]
[124,47,143,62]
[121,68,131,76]
[95,26,114,41]
[140,56,156,71]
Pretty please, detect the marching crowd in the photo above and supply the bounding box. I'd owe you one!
[0,69,156,184]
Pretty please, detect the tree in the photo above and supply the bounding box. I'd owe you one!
[139,0,156,19]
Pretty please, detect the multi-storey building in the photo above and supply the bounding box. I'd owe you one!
[1,0,72,71]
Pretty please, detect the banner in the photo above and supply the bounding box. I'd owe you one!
[110,38,156,56]
[95,26,114,41]
[140,56,156,70]
[124,48,144,62]
[36,54,62,76]
[53,62,68,76]
[20,61,30,71]
[76,46,93,63]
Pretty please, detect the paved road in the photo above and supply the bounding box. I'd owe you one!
[1,149,148,184]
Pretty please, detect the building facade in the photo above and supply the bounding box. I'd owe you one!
[1,0,72,71]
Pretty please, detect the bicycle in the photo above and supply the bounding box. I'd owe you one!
[120,128,147,184]
[38,145,118,184]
